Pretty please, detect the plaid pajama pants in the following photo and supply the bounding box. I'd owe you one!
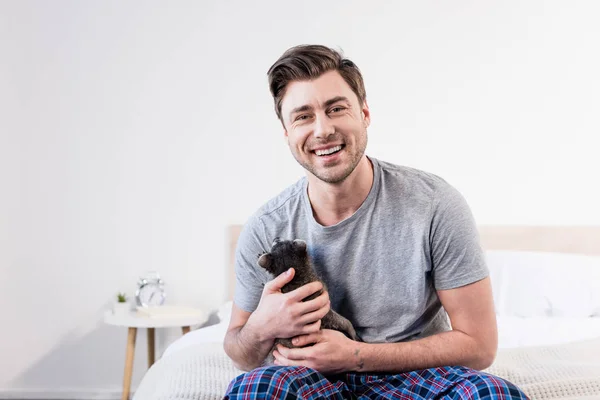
[224,365,529,399]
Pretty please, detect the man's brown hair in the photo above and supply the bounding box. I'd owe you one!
[267,45,367,125]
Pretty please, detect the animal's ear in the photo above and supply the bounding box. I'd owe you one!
[257,253,272,269]
[292,239,307,253]
[271,237,281,247]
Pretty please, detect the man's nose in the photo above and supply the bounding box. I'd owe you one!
[313,114,335,139]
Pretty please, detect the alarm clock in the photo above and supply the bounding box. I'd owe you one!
[135,271,166,308]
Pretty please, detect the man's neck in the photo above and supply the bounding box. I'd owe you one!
[306,156,374,227]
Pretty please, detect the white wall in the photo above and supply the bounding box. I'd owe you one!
[1,0,599,398]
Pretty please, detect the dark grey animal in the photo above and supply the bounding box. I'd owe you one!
[257,237,359,364]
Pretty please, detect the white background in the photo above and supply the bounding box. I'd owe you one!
[1,0,599,397]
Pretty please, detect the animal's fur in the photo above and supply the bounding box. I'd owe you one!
[257,237,359,365]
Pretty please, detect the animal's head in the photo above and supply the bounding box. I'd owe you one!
[257,237,308,276]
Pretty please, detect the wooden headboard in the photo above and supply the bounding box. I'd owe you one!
[226,225,600,300]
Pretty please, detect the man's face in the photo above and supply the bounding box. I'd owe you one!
[280,70,370,184]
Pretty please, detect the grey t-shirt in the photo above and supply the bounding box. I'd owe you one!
[233,156,488,343]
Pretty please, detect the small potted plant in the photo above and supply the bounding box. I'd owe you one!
[113,292,131,316]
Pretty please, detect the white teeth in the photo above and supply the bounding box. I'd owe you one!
[315,145,342,156]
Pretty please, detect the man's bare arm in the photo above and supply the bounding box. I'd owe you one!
[223,304,274,371]
[223,269,331,371]
[278,277,497,374]
[351,277,497,372]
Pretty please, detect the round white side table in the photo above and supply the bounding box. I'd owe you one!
[104,308,208,400]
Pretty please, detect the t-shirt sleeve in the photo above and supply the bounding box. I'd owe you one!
[429,183,488,290]
[233,215,270,313]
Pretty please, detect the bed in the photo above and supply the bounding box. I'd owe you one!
[133,226,600,400]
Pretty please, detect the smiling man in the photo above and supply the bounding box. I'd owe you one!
[223,45,528,399]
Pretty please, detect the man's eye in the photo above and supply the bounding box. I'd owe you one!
[296,115,310,121]
[330,107,345,113]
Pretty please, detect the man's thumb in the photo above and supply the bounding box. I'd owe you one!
[266,268,294,292]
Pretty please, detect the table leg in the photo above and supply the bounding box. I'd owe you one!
[147,328,155,367]
[122,327,137,400]
[182,326,191,335]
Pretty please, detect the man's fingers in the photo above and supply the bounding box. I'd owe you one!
[302,318,321,334]
[274,350,307,367]
[296,290,329,314]
[276,345,309,361]
[288,281,323,302]
[298,301,330,325]
[292,332,321,347]
[264,268,295,293]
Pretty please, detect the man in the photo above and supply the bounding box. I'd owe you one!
[223,44,528,399]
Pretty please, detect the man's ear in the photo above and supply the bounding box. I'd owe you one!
[257,253,272,269]
[362,100,371,128]
[281,117,289,138]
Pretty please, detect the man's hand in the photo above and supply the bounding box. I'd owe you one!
[273,329,362,375]
[246,268,331,342]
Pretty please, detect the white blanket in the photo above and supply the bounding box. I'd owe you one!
[485,337,600,399]
[133,336,600,400]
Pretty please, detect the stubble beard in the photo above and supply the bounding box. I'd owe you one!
[291,129,368,185]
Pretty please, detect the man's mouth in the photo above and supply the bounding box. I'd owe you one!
[313,145,344,156]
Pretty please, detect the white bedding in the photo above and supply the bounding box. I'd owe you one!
[135,250,600,399]
[497,315,600,348]
[161,315,600,360]
[140,309,600,400]
[135,334,600,400]
[162,301,231,358]
[161,301,600,357]
[162,320,228,358]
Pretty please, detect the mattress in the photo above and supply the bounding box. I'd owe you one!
[133,335,600,400]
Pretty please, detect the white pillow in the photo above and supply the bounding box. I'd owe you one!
[162,301,233,358]
[217,301,233,322]
[496,315,600,348]
[162,321,228,358]
[485,250,600,318]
